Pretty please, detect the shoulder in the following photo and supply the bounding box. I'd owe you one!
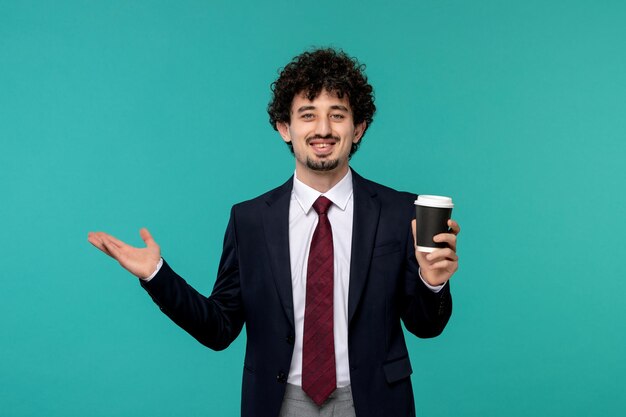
[352,170,416,205]
[231,176,293,214]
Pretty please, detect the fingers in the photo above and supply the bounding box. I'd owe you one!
[433,232,457,252]
[426,247,458,263]
[435,218,461,251]
[139,228,156,248]
[448,219,461,235]
[412,219,460,244]
[100,236,123,260]
[421,247,459,275]
[88,232,113,257]
[415,220,461,284]
[429,259,458,272]
[87,231,126,260]
[101,232,126,249]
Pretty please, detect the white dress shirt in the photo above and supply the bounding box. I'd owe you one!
[287,169,355,387]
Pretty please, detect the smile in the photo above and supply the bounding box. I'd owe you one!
[308,139,337,156]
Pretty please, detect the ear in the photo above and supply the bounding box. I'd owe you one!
[352,121,367,143]
[276,122,292,143]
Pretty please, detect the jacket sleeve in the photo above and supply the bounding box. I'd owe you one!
[140,207,244,351]
[400,204,452,338]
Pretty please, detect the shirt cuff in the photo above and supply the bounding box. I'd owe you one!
[418,268,446,293]
[141,258,163,282]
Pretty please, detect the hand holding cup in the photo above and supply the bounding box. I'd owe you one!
[412,195,460,286]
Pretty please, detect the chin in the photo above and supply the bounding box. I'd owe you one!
[306,157,340,172]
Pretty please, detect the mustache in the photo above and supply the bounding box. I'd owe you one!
[306,134,340,143]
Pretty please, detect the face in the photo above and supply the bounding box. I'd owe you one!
[277,89,366,179]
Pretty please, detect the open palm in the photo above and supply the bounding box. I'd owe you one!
[87,228,161,279]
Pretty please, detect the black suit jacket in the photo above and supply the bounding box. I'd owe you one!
[141,170,452,417]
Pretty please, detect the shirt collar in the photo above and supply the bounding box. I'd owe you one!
[292,169,354,214]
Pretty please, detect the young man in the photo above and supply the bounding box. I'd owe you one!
[88,48,460,417]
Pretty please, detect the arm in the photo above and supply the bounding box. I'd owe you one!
[87,209,244,351]
[400,219,460,338]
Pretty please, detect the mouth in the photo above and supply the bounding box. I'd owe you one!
[308,138,338,156]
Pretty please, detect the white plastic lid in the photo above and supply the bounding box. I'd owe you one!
[414,195,454,208]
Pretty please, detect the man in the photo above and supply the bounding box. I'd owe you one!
[88,48,460,417]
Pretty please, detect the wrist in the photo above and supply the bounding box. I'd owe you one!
[141,257,163,281]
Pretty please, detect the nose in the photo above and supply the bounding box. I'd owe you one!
[314,117,332,137]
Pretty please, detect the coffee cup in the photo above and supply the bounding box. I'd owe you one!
[414,195,454,253]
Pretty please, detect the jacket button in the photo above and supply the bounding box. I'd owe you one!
[286,335,295,345]
[277,372,287,383]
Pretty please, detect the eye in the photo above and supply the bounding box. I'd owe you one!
[330,113,345,120]
[301,113,314,120]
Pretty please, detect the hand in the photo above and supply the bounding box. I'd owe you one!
[411,219,460,286]
[87,228,161,279]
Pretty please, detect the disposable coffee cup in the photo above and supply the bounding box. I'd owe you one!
[414,195,454,253]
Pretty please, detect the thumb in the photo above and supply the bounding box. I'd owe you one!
[411,219,417,244]
[139,227,156,248]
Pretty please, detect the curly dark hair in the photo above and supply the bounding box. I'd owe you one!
[268,48,376,157]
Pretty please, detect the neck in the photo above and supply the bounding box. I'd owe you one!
[295,165,349,193]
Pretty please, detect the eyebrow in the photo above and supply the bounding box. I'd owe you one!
[296,105,350,113]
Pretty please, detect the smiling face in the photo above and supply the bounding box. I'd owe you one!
[277,89,366,188]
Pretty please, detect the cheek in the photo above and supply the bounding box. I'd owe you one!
[339,126,356,138]
[290,139,306,157]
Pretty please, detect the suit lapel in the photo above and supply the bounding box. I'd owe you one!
[262,177,295,328]
[260,171,380,328]
[348,171,380,324]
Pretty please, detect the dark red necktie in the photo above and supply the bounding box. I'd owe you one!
[302,196,336,406]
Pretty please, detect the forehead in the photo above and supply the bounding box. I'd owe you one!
[291,89,352,111]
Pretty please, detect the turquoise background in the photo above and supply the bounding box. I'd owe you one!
[1,1,625,416]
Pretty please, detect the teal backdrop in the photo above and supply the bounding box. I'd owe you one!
[1,1,625,416]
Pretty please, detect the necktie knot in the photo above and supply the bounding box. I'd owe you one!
[313,196,333,216]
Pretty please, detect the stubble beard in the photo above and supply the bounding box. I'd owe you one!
[305,157,340,172]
